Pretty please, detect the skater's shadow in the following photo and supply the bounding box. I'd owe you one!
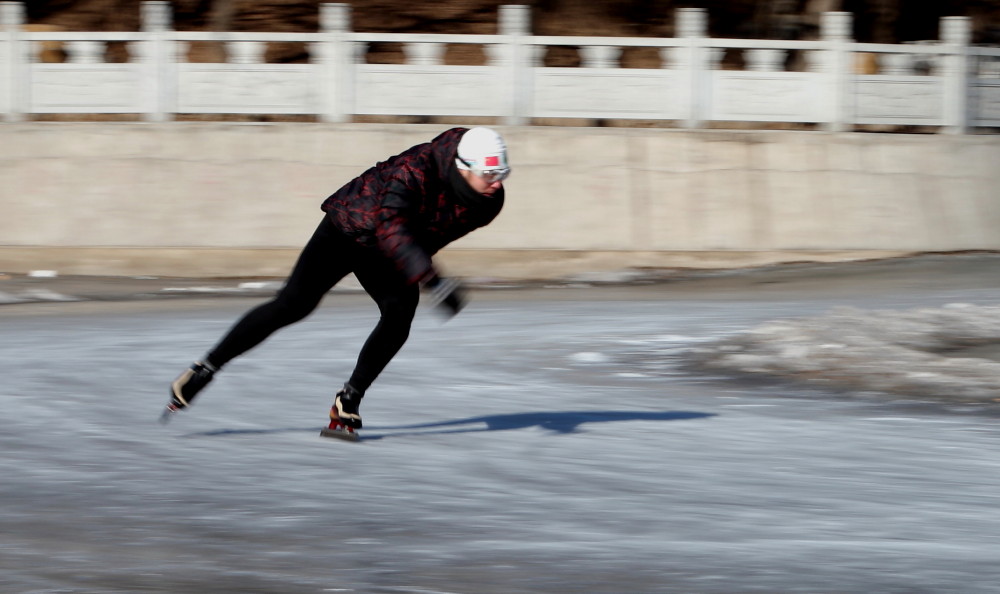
[187,410,715,441]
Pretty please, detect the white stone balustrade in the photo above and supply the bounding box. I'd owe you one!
[0,1,998,131]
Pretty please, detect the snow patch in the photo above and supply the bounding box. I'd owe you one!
[690,304,1000,402]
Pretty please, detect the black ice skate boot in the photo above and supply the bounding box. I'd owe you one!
[320,383,363,441]
[160,362,217,423]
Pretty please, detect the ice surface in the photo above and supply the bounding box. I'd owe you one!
[2,279,1000,593]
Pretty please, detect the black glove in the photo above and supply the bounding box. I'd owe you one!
[426,276,467,318]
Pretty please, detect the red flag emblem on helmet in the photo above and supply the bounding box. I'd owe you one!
[484,156,500,167]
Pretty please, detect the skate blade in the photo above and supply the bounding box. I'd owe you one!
[158,406,176,425]
[320,425,359,442]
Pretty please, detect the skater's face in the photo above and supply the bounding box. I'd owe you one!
[460,168,505,196]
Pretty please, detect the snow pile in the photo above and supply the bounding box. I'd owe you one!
[691,304,1000,402]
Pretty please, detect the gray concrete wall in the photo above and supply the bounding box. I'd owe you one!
[1,123,998,279]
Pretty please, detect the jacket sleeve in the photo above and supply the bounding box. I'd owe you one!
[373,177,436,285]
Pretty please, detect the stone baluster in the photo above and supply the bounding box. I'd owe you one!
[317,3,350,123]
[660,47,680,70]
[66,40,105,64]
[821,11,852,131]
[746,48,785,72]
[941,16,970,133]
[580,45,620,68]
[500,4,530,125]
[676,7,707,128]
[2,1,25,121]
[881,53,911,75]
[227,41,264,64]
[140,1,174,121]
[404,42,445,66]
[708,48,725,70]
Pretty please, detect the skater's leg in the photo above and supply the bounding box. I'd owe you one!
[320,255,417,439]
[166,218,352,419]
[206,218,351,368]
[347,263,419,393]
[168,217,356,422]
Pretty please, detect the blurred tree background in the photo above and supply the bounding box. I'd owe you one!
[22,0,1000,44]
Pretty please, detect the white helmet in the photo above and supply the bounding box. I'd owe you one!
[456,127,510,183]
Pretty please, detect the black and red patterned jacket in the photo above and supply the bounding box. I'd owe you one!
[321,128,504,285]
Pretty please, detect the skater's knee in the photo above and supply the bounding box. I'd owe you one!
[268,294,320,325]
[375,301,415,343]
[378,294,418,323]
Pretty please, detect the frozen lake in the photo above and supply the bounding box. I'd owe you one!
[2,257,1000,593]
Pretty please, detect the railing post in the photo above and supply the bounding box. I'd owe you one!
[677,8,707,129]
[941,16,970,134]
[1,1,25,122]
[142,1,173,122]
[500,5,530,126]
[821,11,852,132]
[318,3,350,123]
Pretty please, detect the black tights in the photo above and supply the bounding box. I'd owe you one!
[205,217,419,394]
